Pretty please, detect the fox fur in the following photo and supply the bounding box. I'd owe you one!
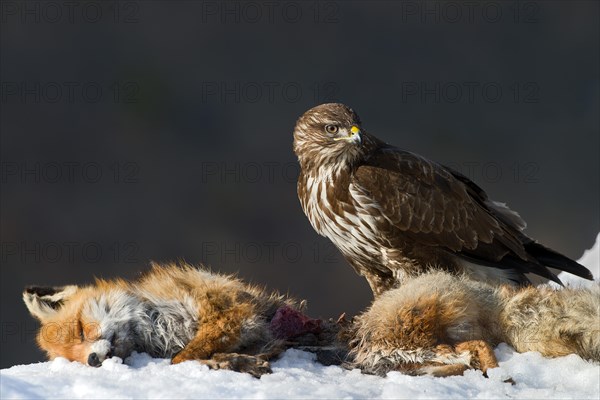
[350,271,600,377]
[24,263,598,379]
[23,263,319,376]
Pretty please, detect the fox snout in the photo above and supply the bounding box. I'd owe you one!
[87,353,102,367]
[87,350,113,367]
[87,339,112,367]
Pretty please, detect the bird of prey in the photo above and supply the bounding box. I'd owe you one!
[293,103,593,296]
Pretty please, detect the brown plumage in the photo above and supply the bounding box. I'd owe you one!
[293,103,593,296]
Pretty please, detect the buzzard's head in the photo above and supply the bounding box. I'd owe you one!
[293,103,364,170]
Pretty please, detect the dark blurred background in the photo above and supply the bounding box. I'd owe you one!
[1,1,598,368]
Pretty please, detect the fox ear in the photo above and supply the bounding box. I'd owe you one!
[23,285,78,321]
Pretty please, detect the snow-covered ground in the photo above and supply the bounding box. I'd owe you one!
[2,235,599,400]
[555,232,600,287]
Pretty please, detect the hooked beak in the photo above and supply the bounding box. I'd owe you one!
[334,125,361,144]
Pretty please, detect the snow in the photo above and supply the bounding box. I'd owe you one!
[2,348,599,400]
[2,236,599,400]
[555,232,600,288]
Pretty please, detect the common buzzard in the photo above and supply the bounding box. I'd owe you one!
[293,103,592,296]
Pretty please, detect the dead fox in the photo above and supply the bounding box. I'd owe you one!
[350,271,600,377]
[23,263,327,377]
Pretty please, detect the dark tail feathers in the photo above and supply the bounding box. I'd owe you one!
[525,242,594,281]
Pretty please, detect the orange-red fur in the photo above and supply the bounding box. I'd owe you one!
[23,263,296,376]
[350,271,600,377]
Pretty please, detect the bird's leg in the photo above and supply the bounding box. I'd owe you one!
[364,271,396,297]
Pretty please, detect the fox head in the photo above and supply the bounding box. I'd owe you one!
[23,282,141,367]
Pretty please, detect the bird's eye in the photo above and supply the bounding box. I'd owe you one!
[324,125,339,134]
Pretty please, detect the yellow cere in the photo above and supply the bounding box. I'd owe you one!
[351,126,360,135]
